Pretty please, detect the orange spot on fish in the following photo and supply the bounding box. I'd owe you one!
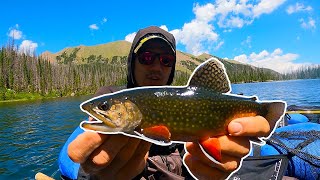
[142,125,171,142]
[199,138,222,162]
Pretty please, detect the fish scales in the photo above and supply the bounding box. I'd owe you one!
[108,87,266,141]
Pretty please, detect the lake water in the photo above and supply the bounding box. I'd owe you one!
[0,79,319,179]
[231,79,320,106]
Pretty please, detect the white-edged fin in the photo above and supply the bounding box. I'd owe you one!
[249,137,265,146]
[261,101,287,139]
[198,143,223,165]
[188,57,231,93]
[133,131,172,146]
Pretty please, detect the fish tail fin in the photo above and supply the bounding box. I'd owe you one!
[261,101,287,138]
[199,138,223,165]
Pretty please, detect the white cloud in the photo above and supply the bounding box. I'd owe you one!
[159,25,169,32]
[225,16,245,28]
[286,3,313,14]
[9,29,23,40]
[193,3,216,22]
[171,20,218,55]
[19,40,38,55]
[173,0,285,54]
[125,32,136,42]
[233,48,310,73]
[8,24,23,39]
[101,18,107,24]
[214,41,224,50]
[234,54,249,63]
[271,48,282,56]
[241,36,252,48]
[252,0,286,18]
[223,29,232,33]
[123,1,286,55]
[249,50,269,60]
[192,0,285,28]
[300,17,316,29]
[89,24,99,30]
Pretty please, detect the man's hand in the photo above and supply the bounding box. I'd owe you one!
[184,116,271,180]
[68,132,151,179]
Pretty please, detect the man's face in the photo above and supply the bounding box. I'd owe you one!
[134,40,174,86]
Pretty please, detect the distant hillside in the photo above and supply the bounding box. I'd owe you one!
[41,41,132,65]
[40,41,282,83]
[217,57,281,83]
[41,41,205,73]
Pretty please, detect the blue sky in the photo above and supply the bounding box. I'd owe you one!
[1,0,319,73]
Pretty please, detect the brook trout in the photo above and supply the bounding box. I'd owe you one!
[80,58,286,163]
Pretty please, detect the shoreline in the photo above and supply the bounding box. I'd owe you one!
[1,78,319,103]
[232,78,320,84]
[0,96,58,103]
[0,93,92,104]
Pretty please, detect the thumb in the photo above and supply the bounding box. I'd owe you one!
[228,116,271,137]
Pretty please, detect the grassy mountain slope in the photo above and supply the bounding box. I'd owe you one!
[41,41,281,82]
[42,41,131,64]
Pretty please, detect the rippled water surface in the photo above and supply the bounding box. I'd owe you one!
[231,79,320,106]
[0,95,91,179]
[0,79,319,179]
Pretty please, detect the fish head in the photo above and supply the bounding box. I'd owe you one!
[81,97,142,131]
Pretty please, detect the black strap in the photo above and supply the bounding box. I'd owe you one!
[268,132,320,167]
[253,143,261,157]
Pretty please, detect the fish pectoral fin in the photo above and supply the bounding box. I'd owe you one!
[199,138,222,164]
[188,57,231,93]
[141,125,171,144]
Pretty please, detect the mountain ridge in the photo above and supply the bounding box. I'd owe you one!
[40,40,281,81]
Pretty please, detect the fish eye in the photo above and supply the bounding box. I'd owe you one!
[98,102,109,111]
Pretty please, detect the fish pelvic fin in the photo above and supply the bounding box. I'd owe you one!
[188,57,231,93]
[199,138,222,164]
[132,126,172,146]
[261,101,287,139]
[142,125,171,143]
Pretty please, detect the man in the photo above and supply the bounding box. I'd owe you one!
[68,26,273,179]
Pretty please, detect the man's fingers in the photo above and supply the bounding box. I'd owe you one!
[184,153,229,180]
[228,116,271,137]
[114,140,151,179]
[101,137,142,175]
[91,135,129,166]
[81,134,129,172]
[68,131,108,163]
[219,136,251,157]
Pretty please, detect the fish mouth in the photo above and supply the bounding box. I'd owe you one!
[82,103,117,128]
[91,107,117,128]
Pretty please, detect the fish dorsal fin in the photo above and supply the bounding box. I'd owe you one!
[188,57,231,93]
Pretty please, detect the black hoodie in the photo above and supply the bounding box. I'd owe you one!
[76,27,188,180]
[126,26,177,88]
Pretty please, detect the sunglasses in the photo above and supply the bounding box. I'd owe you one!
[137,51,175,67]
